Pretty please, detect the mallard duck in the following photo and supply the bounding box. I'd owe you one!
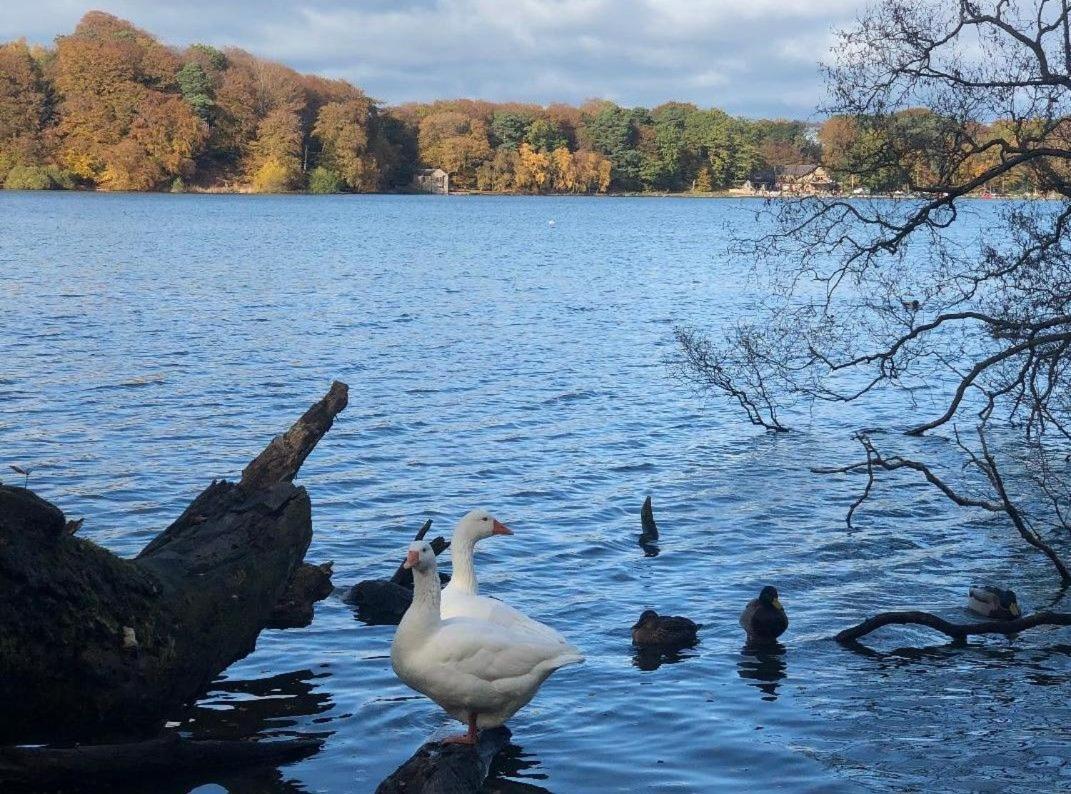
[740,586,788,644]
[631,610,699,648]
[967,585,1021,620]
[440,509,570,645]
[391,541,583,744]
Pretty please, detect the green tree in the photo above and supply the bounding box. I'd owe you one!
[524,118,566,152]
[490,111,531,149]
[307,165,341,193]
[176,61,214,121]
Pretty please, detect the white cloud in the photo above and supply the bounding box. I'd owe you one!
[0,0,866,116]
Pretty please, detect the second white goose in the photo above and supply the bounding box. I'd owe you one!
[440,508,569,645]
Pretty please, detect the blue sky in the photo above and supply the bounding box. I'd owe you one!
[0,1,865,118]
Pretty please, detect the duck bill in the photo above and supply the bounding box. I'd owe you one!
[492,519,513,536]
[402,549,419,569]
[1010,603,1021,617]
[773,598,783,611]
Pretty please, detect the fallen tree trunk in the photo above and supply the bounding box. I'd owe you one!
[0,381,347,744]
[376,727,511,794]
[0,734,321,785]
[835,610,1071,644]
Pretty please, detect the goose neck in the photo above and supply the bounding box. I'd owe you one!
[449,534,479,595]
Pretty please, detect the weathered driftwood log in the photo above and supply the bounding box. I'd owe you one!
[835,610,1071,644]
[268,561,335,629]
[344,519,448,625]
[0,381,347,744]
[376,727,511,794]
[0,734,321,785]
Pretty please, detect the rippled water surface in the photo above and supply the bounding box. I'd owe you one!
[2,193,1070,793]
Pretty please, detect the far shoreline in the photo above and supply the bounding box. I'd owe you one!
[0,188,1055,201]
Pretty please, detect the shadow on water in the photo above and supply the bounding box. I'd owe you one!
[736,642,787,701]
[482,741,552,793]
[632,643,699,671]
[178,668,336,740]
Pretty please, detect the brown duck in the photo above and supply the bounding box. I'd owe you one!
[631,610,699,648]
[740,586,788,644]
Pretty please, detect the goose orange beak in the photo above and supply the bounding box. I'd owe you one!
[492,519,513,536]
[402,549,420,569]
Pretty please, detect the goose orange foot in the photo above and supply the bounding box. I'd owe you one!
[441,713,479,745]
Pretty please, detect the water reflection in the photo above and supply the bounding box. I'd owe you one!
[179,668,335,740]
[737,643,787,701]
[632,644,698,671]
[483,741,551,793]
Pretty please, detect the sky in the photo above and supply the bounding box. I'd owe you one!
[0,1,866,118]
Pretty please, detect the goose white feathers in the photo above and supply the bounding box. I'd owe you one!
[440,509,569,645]
[390,540,584,743]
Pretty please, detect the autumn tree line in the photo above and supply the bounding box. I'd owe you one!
[0,12,1051,196]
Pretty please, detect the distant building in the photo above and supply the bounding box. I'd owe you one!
[411,168,450,195]
[742,164,838,195]
[778,164,837,194]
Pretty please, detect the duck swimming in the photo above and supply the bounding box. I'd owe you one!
[631,610,699,648]
[967,585,1021,620]
[391,540,583,744]
[740,586,788,644]
[440,509,569,645]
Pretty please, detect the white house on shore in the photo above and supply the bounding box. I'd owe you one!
[411,168,449,194]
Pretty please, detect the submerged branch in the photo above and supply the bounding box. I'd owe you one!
[835,610,1071,643]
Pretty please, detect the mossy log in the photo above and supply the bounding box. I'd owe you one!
[0,381,348,745]
[376,727,511,794]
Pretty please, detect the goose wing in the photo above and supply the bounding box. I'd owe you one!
[427,618,583,684]
[442,590,570,645]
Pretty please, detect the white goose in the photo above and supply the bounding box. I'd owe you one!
[391,540,584,744]
[441,509,570,645]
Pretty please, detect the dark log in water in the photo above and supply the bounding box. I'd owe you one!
[0,734,321,785]
[344,519,448,625]
[267,560,336,629]
[835,609,1071,644]
[376,727,511,794]
[0,381,348,744]
[639,495,659,556]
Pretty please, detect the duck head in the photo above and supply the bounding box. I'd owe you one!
[454,508,513,543]
[632,609,660,630]
[759,586,783,611]
[1001,589,1021,617]
[402,540,437,573]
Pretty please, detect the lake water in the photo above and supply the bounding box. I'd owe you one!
[2,192,1070,793]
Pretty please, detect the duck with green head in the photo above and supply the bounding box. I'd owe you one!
[967,585,1021,620]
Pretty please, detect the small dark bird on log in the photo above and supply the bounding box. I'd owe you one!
[631,610,698,648]
[967,585,1021,620]
[740,586,788,645]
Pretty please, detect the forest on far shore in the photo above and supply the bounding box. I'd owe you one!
[0,11,1044,196]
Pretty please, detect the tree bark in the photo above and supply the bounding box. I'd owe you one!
[0,381,348,744]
